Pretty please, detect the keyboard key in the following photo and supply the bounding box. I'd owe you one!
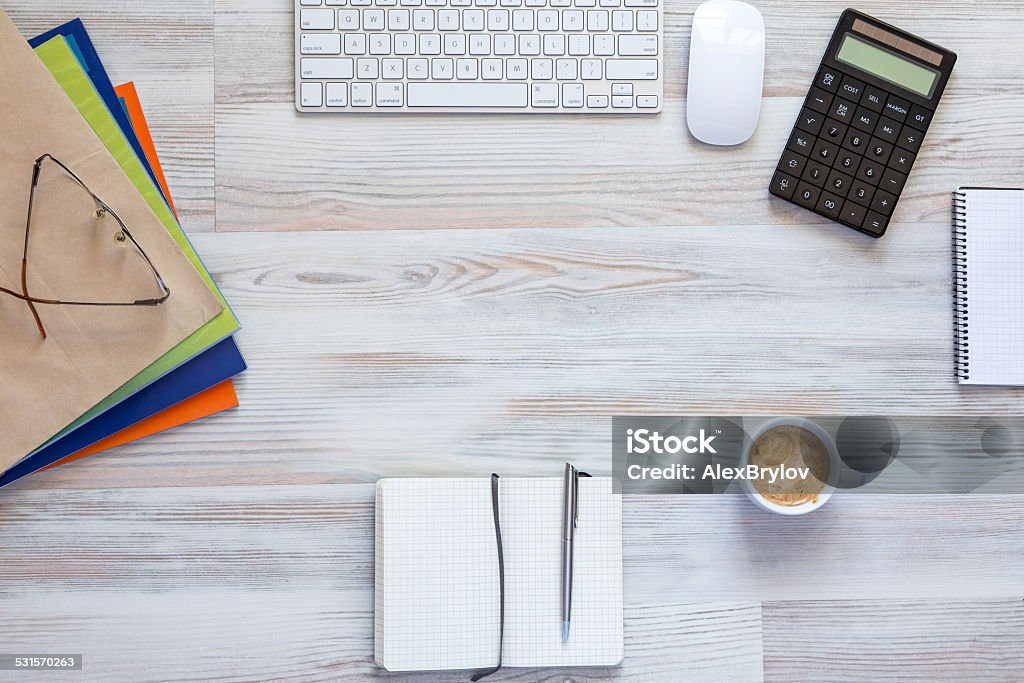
[612,94,633,108]
[563,83,584,107]
[636,10,658,30]
[301,33,342,54]
[817,191,843,219]
[383,57,404,78]
[532,82,559,106]
[777,150,807,177]
[611,10,632,31]
[848,179,875,206]
[301,82,323,106]
[793,182,820,209]
[906,104,932,131]
[868,138,893,165]
[770,171,798,200]
[344,34,366,54]
[593,34,614,55]
[376,82,404,105]
[860,85,886,112]
[856,158,883,185]
[800,160,829,187]
[388,8,411,28]
[408,58,429,78]
[611,82,632,95]
[829,97,855,123]
[407,82,529,106]
[835,150,858,174]
[870,189,898,216]
[531,57,553,79]
[897,128,922,153]
[811,139,839,165]
[863,211,888,236]
[838,200,866,228]
[351,82,372,105]
[814,66,841,93]
[555,58,577,79]
[879,167,907,194]
[851,106,878,133]
[605,59,658,79]
[838,75,865,101]
[888,148,916,175]
[874,117,901,144]
[431,57,453,79]
[785,129,814,155]
[826,169,854,196]
[357,57,379,78]
[618,34,658,56]
[301,57,355,79]
[821,118,847,142]
[338,9,360,28]
[301,9,335,29]
[883,95,910,121]
[636,95,658,108]
[795,108,825,136]
[842,127,868,153]
[457,58,478,78]
[805,87,832,114]
[587,94,609,107]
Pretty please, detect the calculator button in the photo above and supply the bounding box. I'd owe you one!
[822,119,848,142]
[786,129,814,155]
[838,200,867,228]
[880,167,907,194]
[812,140,839,165]
[829,97,856,123]
[875,117,902,144]
[848,180,875,206]
[806,87,833,115]
[842,128,868,153]
[870,189,898,216]
[817,191,844,219]
[795,108,825,136]
[826,169,854,196]
[814,66,841,93]
[856,158,883,186]
[836,150,859,173]
[770,171,798,200]
[838,75,865,102]
[851,106,879,133]
[906,104,932,131]
[897,128,923,153]
[777,150,807,176]
[868,138,893,165]
[864,211,889,236]
[888,148,916,174]
[883,95,910,121]
[801,160,830,187]
[860,85,886,112]
[793,182,821,209]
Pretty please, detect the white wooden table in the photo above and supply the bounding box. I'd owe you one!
[2,1,1023,681]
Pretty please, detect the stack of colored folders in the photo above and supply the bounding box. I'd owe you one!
[0,14,246,488]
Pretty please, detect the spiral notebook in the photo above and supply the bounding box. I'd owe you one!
[953,188,1024,385]
[374,477,623,673]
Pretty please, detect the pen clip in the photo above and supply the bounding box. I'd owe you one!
[572,466,591,528]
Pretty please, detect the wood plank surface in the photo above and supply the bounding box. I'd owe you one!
[2,0,1024,681]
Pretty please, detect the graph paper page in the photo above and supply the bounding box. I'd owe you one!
[375,477,622,672]
[962,189,1024,385]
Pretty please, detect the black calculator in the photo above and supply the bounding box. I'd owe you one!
[770,10,956,237]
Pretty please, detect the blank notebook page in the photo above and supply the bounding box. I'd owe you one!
[963,189,1024,385]
[375,477,623,672]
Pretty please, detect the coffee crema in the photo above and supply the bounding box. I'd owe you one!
[749,425,831,506]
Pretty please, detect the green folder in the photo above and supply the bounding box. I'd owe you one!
[33,36,240,443]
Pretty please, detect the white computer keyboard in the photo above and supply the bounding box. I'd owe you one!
[295,0,662,113]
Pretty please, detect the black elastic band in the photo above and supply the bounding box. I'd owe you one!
[471,473,505,682]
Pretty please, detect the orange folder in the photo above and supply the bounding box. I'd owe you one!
[45,83,238,470]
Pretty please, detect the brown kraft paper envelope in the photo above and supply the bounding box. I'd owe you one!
[0,11,221,475]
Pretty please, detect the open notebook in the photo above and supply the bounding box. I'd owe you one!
[374,477,623,673]
[953,188,1024,385]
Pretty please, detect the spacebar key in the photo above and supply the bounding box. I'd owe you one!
[407,83,529,108]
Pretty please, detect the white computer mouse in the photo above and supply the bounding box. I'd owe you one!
[687,0,765,146]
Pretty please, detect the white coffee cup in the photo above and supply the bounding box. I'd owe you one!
[739,417,841,516]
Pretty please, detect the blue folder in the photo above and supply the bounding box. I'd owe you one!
[3,21,248,487]
[0,338,246,488]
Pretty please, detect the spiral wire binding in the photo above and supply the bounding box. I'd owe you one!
[953,191,969,380]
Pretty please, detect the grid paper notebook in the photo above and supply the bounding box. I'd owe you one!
[953,188,1024,385]
[374,477,623,673]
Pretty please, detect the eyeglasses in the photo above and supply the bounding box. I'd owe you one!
[1,154,170,340]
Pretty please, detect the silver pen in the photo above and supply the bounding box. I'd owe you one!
[561,462,589,642]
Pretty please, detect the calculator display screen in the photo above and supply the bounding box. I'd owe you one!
[836,34,938,97]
